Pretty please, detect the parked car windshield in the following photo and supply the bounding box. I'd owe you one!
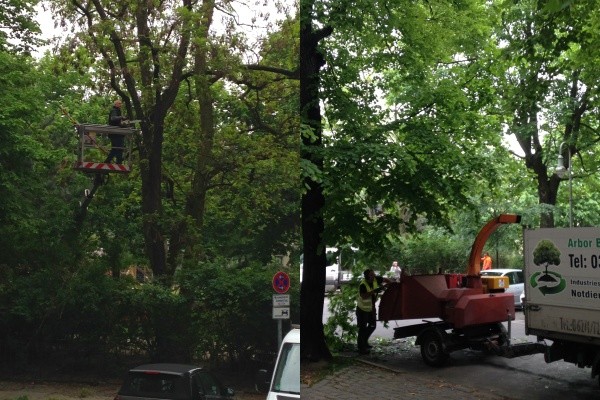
[271,342,300,395]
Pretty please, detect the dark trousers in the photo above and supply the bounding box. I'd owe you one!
[356,307,376,351]
[105,134,124,164]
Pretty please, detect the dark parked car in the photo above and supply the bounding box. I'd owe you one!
[115,363,235,400]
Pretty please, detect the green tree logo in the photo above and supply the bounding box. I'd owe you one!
[530,239,566,295]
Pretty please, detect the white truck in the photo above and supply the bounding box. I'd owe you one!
[523,227,600,384]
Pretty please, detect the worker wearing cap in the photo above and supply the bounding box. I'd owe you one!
[356,268,391,355]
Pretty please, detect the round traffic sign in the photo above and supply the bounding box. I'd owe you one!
[272,271,290,294]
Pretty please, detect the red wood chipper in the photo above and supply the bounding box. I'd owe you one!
[378,214,544,366]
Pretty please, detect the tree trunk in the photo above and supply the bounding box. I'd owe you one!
[299,0,333,362]
[140,119,169,278]
[189,0,215,249]
[166,1,216,269]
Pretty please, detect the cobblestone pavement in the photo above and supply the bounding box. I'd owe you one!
[301,358,509,400]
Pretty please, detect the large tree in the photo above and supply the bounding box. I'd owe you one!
[46,0,299,280]
[301,0,503,361]
[299,0,332,362]
[49,0,197,278]
[497,0,600,227]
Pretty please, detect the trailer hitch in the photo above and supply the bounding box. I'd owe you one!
[499,342,547,359]
[484,338,546,358]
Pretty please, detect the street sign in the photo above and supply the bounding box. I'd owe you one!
[273,307,290,319]
[273,294,290,307]
[272,271,290,294]
[272,272,291,325]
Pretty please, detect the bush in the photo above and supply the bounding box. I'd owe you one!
[0,257,300,373]
[175,258,300,370]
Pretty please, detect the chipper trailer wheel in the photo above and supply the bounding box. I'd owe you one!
[419,330,449,367]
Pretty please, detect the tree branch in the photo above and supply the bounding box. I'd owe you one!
[245,64,299,79]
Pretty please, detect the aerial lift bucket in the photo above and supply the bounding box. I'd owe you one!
[73,123,135,174]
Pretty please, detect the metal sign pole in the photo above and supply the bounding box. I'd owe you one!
[278,319,283,348]
[272,271,291,349]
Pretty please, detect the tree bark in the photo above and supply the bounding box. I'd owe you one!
[140,118,169,277]
[166,1,216,270]
[299,0,333,362]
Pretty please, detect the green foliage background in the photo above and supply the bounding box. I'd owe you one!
[7,0,600,368]
[0,4,300,374]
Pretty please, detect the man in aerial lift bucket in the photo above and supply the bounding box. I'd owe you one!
[105,99,129,164]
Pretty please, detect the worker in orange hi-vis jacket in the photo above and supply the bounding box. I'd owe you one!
[481,252,492,271]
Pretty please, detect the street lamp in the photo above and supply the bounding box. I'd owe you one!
[555,142,573,227]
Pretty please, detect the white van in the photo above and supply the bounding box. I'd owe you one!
[266,328,300,400]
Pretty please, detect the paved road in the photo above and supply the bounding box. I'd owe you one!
[316,296,600,399]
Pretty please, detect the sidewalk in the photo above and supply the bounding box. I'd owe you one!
[301,355,508,400]
[300,340,510,400]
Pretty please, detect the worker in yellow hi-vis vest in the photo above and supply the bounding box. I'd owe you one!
[356,268,391,354]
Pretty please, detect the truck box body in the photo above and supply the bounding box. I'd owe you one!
[523,228,600,344]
